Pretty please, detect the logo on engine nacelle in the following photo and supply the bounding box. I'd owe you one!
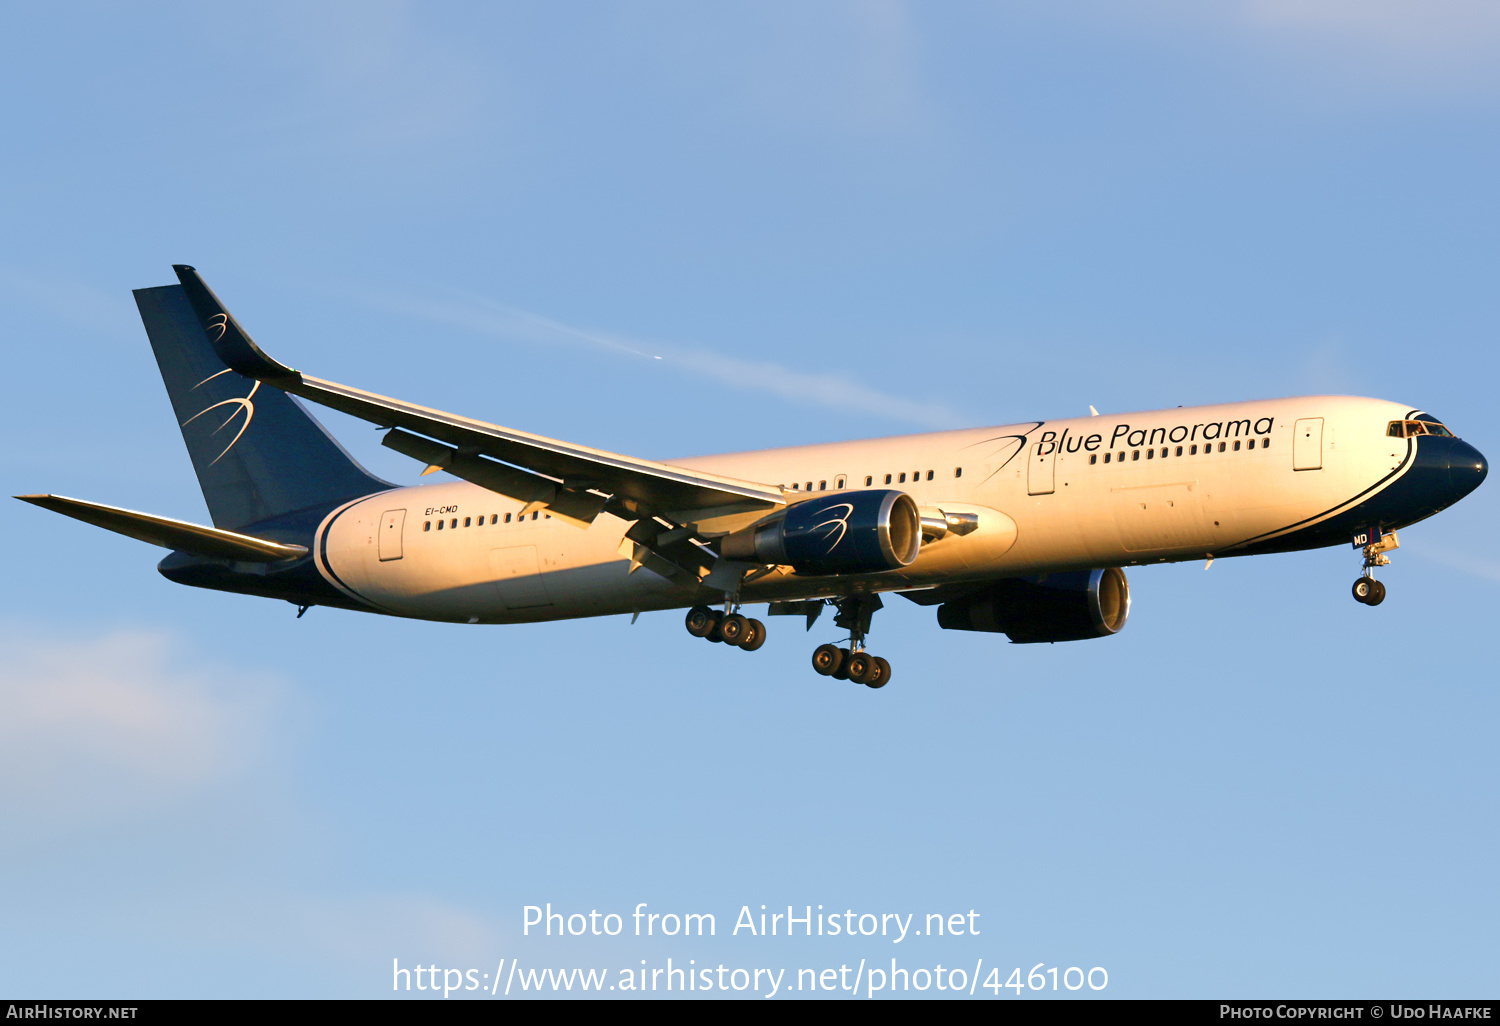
[806,502,854,553]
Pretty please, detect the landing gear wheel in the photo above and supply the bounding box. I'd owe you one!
[868,656,892,689]
[831,648,853,681]
[738,618,767,652]
[1352,578,1376,605]
[719,613,749,645]
[704,611,725,642]
[1366,579,1386,606]
[685,605,715,637]
[812,643,844,676]
[846,652,876,685]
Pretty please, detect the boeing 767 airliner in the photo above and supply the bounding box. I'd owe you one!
[17,266,1488,688]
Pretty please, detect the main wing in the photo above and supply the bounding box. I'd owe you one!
[171,266,785,532]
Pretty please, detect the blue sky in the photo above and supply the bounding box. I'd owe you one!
[2,1,1497,999]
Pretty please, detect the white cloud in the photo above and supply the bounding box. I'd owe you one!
[198,0,489,158]
[293,894,500,971]
[355,286,966,428]
[1242,0,1500,55]
[734,0,926,134]
[0,628,281,841]
[1077,1,1500,100]
[1216,0,1500,96]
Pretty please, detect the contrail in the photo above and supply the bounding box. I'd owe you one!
[350,285,965,429]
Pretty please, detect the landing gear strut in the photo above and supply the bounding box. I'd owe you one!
[810,594,892,689]
[684,604,766,651]
[1352,530,1398,607]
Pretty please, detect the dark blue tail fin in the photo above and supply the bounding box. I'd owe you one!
[134,279,392,530]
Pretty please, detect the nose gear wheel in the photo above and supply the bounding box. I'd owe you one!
[1351,529,1398,606]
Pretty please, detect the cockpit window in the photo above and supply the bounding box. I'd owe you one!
[1387,420,1454,438]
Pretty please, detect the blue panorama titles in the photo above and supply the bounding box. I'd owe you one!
[522,903,980,941]
[1039,415,1278,456]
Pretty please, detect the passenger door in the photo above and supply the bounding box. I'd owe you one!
[1027,439,1056,495]
[1293,418,1324,471]
[378,509,405,561]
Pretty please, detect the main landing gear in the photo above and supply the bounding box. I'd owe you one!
[684,605,767,651]
[1352,529,1399,607]
[810,594,892,689]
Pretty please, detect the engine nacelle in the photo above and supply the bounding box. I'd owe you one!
[722,490,921,575]
[936,568,1130,643]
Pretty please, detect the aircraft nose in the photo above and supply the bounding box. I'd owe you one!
[1448,438,1488,499]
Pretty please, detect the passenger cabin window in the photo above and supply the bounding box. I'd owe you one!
[885,474,893,484]
[864,476,873,486]
[818,480,826,490]
[423,521,431,531]
[1089,454,1097,465]
[954,467,962,478]
[899,473,906,483]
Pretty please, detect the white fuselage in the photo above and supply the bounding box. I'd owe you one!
[311,396,1418,622]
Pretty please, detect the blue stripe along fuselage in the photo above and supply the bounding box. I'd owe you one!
[1230,433,1487,558]
[156,498,382,613]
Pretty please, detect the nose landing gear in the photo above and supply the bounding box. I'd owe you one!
[809,595,892,689]
[1352,529,1398,606]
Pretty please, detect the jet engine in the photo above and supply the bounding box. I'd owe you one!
[721,489,921,575]
[936,568,1130,643]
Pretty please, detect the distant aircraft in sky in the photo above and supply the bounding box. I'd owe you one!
[17,267,1488,688]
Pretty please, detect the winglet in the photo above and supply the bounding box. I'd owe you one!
[172,264,301,384]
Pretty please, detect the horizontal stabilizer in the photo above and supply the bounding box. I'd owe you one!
[15,494,309,562]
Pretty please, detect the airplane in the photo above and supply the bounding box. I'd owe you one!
[17,266,1489,689]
